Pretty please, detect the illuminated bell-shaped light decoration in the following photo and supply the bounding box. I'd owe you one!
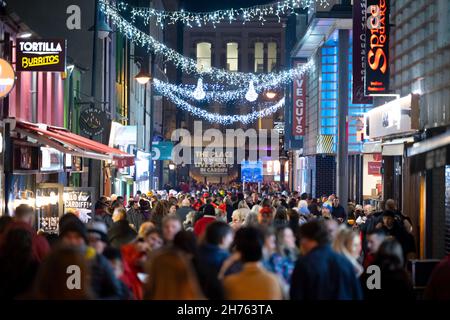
[193,77,206,100]
[245,80,258,102]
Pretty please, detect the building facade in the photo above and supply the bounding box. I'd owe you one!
[180,11,287,185]
[289,1,373,203]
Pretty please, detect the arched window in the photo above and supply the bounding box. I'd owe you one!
[254,42,264,73]
[267,42,277,72]
[226,42,238,72]
[196,42,212,72]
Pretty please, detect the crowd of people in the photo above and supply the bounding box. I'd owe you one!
[0,185,449,300]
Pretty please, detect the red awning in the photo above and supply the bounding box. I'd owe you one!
[13,120,134,167]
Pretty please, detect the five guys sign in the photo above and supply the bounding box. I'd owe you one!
[365,0,390,95]
[292,60,306,137]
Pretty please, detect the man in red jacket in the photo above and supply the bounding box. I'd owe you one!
[194,204,217,238]
[1,204,50,263]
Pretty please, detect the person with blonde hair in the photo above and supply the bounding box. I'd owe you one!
[230,200,250,230]
[332,225,363,277]
[143,248,204,300]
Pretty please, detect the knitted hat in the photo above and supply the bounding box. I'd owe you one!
[87,220,108,243]
[59,213,88,243]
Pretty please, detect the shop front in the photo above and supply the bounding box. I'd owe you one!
[362,141,382,205]
[108,123,137,199]
[364,94,420,208]
[1,118,134,231]
[407,129,450,258]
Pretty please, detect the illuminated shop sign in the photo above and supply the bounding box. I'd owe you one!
[365,0,389,95]
[352,0,373,104]
[292,60,306,137]
[0,58,15,98]
[16,39,66,72]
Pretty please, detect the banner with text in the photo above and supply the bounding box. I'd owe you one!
[353,0,373,104]
[292,60,307,137]
[365,0,390,95]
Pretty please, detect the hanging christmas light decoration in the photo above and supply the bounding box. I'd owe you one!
[245,80,258,102]
[99,1,315,86]
[162,90,286,125]
[121,0,330,29]
[152,78,285,125]
[151,61,313,104]
[192,78,206,100]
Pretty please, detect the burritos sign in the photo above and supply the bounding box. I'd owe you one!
[16,39,66,72]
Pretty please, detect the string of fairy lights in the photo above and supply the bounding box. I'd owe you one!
[152,61,312,104]
[98,0,316,124]
[124,0,330,28]
[160,88,287,125]
[99,0,314,87]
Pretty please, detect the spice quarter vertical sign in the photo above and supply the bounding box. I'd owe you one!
[292,60,307,137]
[16,39,66,72]
[353,0,373,104]
[365,0,390,95]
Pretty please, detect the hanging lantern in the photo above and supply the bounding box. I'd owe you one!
[245,80,258,102]
[192,77,206,100]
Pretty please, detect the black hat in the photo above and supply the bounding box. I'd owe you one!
[59,214,88,243]
[383,210,396,218]
[139,199,151,211]
[203,204,216,216]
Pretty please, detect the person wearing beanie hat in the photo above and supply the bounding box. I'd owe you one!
[59,213,123,299]
[59,213,89,246]
[87,220,109,254]
[139,199,151,219]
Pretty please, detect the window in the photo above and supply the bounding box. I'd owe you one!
[196,42,211,72]
[267,42,277,72]
[226,42,238,72]
[254,42,264,73]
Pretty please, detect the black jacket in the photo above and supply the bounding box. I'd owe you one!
[89,250,125,299]
[107,220,137,249]
[331,205,347,221]
[126,208,146,232]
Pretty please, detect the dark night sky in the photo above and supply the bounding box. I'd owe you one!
[181,0,275,11]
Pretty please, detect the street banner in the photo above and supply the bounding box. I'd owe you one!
[365,0,390,95]
[292,60,306,137]
[16,39,66,72]
[353,0,373,104]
